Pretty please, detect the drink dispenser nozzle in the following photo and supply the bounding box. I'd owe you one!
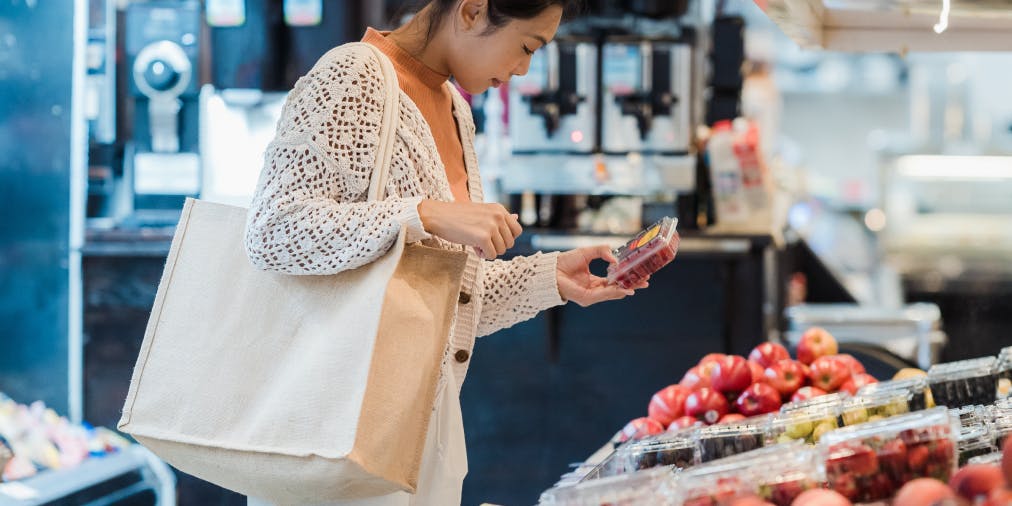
[522,42,585,137]
[612,43,677,140]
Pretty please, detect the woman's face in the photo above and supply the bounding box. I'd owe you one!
[447,3,563,95]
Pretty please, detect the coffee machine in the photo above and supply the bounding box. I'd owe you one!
[601,36,693,155]
[509,37,598,154]
[125,1,202,211]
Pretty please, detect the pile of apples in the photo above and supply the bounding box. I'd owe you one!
[621,328,876,439]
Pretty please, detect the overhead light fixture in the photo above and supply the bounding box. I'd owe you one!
[934,0,951,33]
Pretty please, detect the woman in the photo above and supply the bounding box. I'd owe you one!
[244,0,648,504]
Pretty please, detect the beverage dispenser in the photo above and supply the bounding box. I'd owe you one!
[509,37,597,154]
[125,1,202,210]
[601,36,693,155]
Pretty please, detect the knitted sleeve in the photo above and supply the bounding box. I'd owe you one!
[244,45,430,275]
[476,252,567,337]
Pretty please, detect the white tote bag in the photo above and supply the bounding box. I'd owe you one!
[118,42,468,505]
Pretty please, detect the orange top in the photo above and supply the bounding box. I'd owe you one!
[362,28,470,203]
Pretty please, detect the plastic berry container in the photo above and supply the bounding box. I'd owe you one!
[694,416,770,463]
[953,405,997,466]
[606,217,680,290]
[927,357,1000,408]
[617,431,698,473]
[991,413,1012,449]
[539,465,677,505]
[840,389,911,426]
[858,376,933,411]
[818,407,959,504]
[670,441,822,506]
[768,402,841,445]
[578,449,630,482]
[968,451,1003,466]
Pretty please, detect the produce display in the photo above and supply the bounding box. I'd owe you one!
[839,389,910,426]
[928,357,1000,408]
[540,465,676,506]
[607,217,680,290]
[617,431,697,472]
[0,393,131,482]
[819,407,959,503]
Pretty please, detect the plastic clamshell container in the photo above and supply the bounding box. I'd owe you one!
[859,376,933,411]
[992,413,1012,449]
[694,415,770,463]
[579,449,629,482]
[539,465,677,506]
[927,357,999,408]
[998,346,1012,382]
[768,403,841,445]
[617,431,698,473]
[671,441,822,506]
[606,217,680,290]
[840,388,911,426]
[968,451,1003,466]
[953,405,997,465]
[818,407,959,504]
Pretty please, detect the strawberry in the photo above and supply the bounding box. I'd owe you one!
[827,442,879,476]
[831,473,859,501]
[908,443,930,473]
[878,438,909,481]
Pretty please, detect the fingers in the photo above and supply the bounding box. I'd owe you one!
[490,229,507,258]
[498,218,515,251]
[480,237,497,260]
[507,214,522,238]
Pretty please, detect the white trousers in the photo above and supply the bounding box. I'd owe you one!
[248,363,468,506]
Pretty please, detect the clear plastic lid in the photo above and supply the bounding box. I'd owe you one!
[768,404,841,445]
[780,392,849,414]
[671,441,821,506]
[927,357,998,382]
[968,451,1003,465]
[819,407,959,503]
[992,414,1012,448]
[539,466,677,505]
[695,415,771,462]
[858,377,933,410]
[617,431,698,473]
[606,217,679,290]
[840,389,911,426]
[579,449,629,482]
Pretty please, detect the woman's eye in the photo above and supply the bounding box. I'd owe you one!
[522,44,533,56]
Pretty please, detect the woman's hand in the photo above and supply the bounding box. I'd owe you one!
[556,245,649,307]
[417,200,522,260]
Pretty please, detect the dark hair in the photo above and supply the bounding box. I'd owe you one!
[410,0,575,46]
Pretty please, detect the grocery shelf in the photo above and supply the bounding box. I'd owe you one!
[0,446,175,506]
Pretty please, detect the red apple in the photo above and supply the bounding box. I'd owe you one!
[699,352,728,367]
[832,354,866,375]
[719,413,747,424]
[712,355,753,394]
[790,489,852,506]
[809,356,851,392]
[648,384,691,427]
[668,415,702,431]
[685,387,730,424]
[790,386,828,403]
[950,464,1005,502]
[681,365,713,390]
[763,359,806,398]
[797,327,838,365]
[839,372,878,395]
[616,417,664,443]
[893,478,957,506]
[735,383,782,417]
[798,362,812,385]
[748,342,790,368]
[748,360,765,384]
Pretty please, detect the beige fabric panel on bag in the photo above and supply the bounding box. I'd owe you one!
[352,243,467,492]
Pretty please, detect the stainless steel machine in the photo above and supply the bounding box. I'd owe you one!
[600,36,693,155]
[509,37,598,154]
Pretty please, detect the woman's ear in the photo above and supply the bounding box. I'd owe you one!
[456,0,486,32]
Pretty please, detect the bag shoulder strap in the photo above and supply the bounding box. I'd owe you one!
[353,42,401,203]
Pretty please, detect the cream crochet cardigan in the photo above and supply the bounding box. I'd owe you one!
[244,43,566,391]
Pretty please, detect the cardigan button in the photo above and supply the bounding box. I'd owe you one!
[454,349,470,363]
[458,292,471,305]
